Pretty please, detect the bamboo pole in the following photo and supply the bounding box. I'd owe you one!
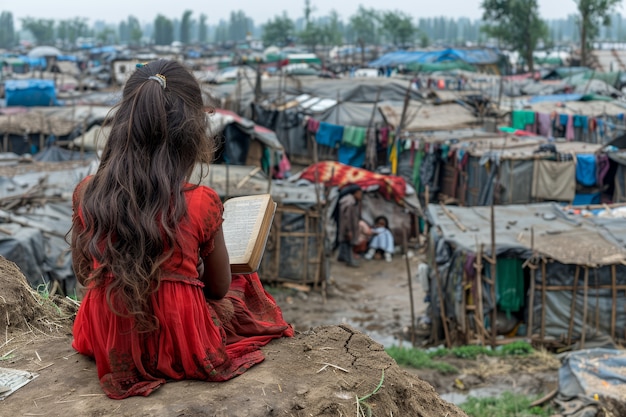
[581,265,590,349]
[540,259,547,341]
[462,268,469,344]
[312,131,323,291]
[303,206,309,284]
[439,202,467,232]
[236,166,261,189]
[475,243,485,346]
[403,230,417,347]
[611,264,617,340]
[489,204,497,347]
[526,227,536,339]
[594,268,600,334]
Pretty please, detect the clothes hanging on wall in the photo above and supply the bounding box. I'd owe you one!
[531,159,576,201]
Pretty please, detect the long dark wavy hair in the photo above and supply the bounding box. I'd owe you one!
[72,59,215,332]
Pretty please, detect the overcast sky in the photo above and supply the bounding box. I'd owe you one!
[5,0,622,27]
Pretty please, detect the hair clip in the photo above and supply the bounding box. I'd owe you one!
[148,73,167,89]
[136,62,148,68]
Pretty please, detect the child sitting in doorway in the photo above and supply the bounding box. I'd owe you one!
[364,216,394,262]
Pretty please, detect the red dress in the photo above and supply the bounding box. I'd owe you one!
[71,182,293,399]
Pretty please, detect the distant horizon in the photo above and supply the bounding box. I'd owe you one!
[3,0,612,29]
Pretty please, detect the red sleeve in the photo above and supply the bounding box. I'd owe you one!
[197,186,224,258]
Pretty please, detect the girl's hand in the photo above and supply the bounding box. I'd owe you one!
[196,255,205,278]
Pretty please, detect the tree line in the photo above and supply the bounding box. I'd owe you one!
[0,0,623,70]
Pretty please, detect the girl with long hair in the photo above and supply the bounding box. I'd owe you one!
[70,59,292,399]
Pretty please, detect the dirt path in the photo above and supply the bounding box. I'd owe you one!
[273,254,428,348]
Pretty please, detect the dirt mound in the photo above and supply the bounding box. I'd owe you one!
[0,256,466,416]
[0,256,77,335]
[4,325,466,416]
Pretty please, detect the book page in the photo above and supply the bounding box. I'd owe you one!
[222,195,268,265]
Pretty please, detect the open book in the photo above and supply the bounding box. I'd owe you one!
[222,194,277,274]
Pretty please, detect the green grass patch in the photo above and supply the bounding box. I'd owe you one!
[450,345,493,359]
[498,341,534,356]
[385,346,458,374]
[460,392,553,417]
[386,341,535,373]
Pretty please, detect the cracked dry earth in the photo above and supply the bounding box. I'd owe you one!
[0,257,465,416]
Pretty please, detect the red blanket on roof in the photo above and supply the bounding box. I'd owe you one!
[299,161,406,201]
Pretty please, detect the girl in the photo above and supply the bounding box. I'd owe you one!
[364,216,395,262]
[70,60,293,399]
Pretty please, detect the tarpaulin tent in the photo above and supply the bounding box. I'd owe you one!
[424,202,626,348]
[5,79,59,107]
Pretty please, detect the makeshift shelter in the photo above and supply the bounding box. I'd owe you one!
[294,161,422,250]
[424,202,626,348]
[0,153,95,295]
[250,77,422,166]
[4,79,59,107]
[426,136,609,207]
[509,100,626,144]
[0,105,110,154]
[368,48,504,74]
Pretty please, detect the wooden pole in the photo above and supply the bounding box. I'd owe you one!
[489,202,497,347]
[581,265,589,349]
[439,202,467,232]
[423,184,431,252]
[611,264,617,340]
[526,227,536,339]
[566,266,581,346]
[462,268,470,344]
[475,243,486,346]
[312,132,324,291]
[403,230,416,346]
[540,259,547,341]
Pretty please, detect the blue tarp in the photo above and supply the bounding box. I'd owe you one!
[527,94,585,104]
[89,46,117,54]
[369,48,501,68]
[57,55,78,62]
[16,55,46,68]
[5,79,58,106]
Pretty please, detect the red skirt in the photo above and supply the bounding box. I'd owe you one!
[72,273,293,399]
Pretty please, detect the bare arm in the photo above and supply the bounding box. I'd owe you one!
[200,226,231,300]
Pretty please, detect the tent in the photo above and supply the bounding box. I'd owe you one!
[424,202,626,348]
[4,79,59,107]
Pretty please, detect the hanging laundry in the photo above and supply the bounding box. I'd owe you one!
[537,112,552,137]
[565,115,575,141]
[511,110,536,130]
[575,154,597,187]
[307,118,320,133]
[315,122,344,148]
[531,159,576,201]
[379,126,390,148]
[596,154,610,187]
[495,258,525,318]
[412,145,424,193]
[338,145,366,168]
[341,126,367,147]
[389,139,398,175]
